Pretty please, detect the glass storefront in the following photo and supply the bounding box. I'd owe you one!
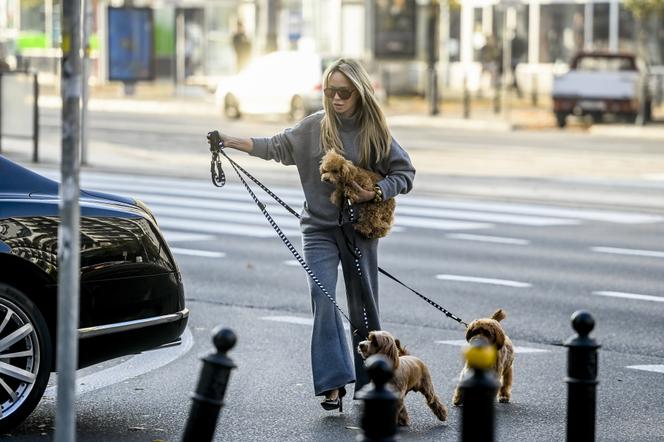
[539,3,584,63]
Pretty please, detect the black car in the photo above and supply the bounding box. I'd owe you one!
[0,156,189,431]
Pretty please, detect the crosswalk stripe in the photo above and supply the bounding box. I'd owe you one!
[397,206,579,226]
[39,171,661,242]
[593,291,664,303]
[436,274,532,288]
[170,248,225,258]
[434,340,550,353]
[591,247,664,259]
[445,233,530,245]
[626,365,664,374]
[260,315,349,331]
[161,231,215,242]
[157,218,299,238]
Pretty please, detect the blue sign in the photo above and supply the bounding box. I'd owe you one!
[108,7,154,82]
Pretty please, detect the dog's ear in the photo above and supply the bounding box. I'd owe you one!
[491,309,507,322]
[375,332,400,369]
[394,338,409,356]
[492,323,506,350]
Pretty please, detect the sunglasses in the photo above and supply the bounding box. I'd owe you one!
[323,87,355,100]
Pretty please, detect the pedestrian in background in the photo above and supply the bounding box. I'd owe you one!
[210,58,415,411]
[231,20,252,72]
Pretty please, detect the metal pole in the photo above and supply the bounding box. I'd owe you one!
[427,0,440,116]
[357,355,398,442]
[0,72,3,154]
[56,0,82,438]
[33,71,39,163]
[565,310,600,442]
[182,327,237,442]
[460,338,499,442]
[81,0,92,165]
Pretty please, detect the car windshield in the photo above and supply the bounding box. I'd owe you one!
[575,56,636,72]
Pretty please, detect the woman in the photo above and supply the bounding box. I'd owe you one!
[212,58,415,411]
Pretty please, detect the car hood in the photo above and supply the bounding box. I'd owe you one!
[1,155,137,208]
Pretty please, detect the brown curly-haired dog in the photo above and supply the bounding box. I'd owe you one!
[358,330,448,426]
[319,150,395,239]
[452,309,515,405]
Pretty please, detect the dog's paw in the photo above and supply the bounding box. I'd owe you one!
[498,395,510,403]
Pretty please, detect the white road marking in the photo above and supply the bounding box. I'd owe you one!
[260,315,350,330]
[436,274,532,288]
[161,231,215,243]
[593,291,664,303]
[591,246,664,259]
[44,328,193,398]
[395,216,492,231]
[626,365,664,374]
[404,197,664,224]
[397,206,579,226]
[435,340,550,354]
[445,233,530,245]
[171,248,226,258]
[157,218,300,238]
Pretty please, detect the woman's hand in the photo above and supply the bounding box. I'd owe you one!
[207,131,254,153]
[351,182,376,203]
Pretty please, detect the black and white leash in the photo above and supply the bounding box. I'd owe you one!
[208,131,468,330]
[209,132,368,337]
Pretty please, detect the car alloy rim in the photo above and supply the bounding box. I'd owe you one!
[0,298,41,420]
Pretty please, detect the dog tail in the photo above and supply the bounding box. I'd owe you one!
[492,309,507,322]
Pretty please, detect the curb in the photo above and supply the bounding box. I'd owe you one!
[588,124,664,141]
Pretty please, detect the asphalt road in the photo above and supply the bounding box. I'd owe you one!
[2,108,664,441]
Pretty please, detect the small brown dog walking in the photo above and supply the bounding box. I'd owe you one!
[452,309,515,406]
[319,151,395,239]
[357,330,448,426]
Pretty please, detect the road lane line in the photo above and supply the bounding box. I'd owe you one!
[171,248,226,258]
[44,327,193,398]
[445,233,530,245]
[261,315,350,330]
[593,291,664,303]
[397,206,579,226]
[435,340,550,354]
[436,274,532,288]
[591,246,664,259]
[626,365,664,374]
[161,231,215,243]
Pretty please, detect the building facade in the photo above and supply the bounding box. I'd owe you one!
[1,0,662,94]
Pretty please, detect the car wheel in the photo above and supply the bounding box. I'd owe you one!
[555,112,567,128]
[0,283,52,432]
[289,96,307,122]
[224,94,241,119]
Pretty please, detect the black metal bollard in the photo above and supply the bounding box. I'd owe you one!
[356,354,399,442]
[460,337,500,442]
[564,310,600,442]
[182,327,237,442]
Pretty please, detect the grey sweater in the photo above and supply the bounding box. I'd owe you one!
[250,111,416,233]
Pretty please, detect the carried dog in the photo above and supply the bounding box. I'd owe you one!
[319,150,395,239]
[357,330,448,426]
[452,309,515,406]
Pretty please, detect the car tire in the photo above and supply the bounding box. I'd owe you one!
[289,96,307,122]
[0,283,52,432]
[224,94,241,119]
[555,112,567,128]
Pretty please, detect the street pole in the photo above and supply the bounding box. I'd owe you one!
[56,0,81,439]
[81,0,92,165]
[426,0,440,116]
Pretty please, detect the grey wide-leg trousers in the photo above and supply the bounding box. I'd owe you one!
[302,227,381,397]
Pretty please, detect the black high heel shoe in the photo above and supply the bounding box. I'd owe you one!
[320,387,346,412]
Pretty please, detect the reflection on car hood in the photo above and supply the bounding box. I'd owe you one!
[1,155,138,211]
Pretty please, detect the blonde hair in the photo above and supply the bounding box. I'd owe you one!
[320,58,391,167]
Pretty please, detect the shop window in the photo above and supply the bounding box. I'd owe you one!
[449,7,461,62]
[492,5,529,64]
[539,4,584,63]
[618,5,636,54]
[592,3,610,50]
